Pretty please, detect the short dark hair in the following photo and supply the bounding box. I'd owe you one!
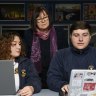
[70,21,92,35]
[31,6,52,32]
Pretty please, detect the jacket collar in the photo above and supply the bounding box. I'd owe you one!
[71,46,90,55]
[15,56,27,64]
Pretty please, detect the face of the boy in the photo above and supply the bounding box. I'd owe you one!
[70,29,91,49]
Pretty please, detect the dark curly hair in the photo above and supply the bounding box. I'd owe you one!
[0,32,25,60]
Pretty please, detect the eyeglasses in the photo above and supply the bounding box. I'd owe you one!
[37,16,48,23]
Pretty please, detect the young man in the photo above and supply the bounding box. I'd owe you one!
[47,21,96,94]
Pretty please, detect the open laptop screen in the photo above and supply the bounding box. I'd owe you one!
[68,69,96,96]
[0,60,16,95]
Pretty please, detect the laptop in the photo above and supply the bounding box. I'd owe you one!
[0,60,16,95]
[68,69,96,96]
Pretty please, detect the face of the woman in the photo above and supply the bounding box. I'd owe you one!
[36,10,49,31]
[10,36,21,59]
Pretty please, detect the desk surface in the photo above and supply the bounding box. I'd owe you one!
[33,89,59,96]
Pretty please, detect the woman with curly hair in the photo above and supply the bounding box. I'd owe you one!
[0,33,25,60]
[0,32,41,96]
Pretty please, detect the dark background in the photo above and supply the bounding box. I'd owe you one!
[0,0,96,47]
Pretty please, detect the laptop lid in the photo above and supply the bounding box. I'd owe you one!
[68,69,96,96]
[0,60,16,95]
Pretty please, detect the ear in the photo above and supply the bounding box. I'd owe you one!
[90,35,91,40]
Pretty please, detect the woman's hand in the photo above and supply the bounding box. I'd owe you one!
[18,86,34,96]
[61,84,69,93]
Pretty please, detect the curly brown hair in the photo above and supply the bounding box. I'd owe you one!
[0,32,26,60]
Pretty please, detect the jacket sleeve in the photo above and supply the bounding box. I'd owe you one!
[25,59,41,93]
[47,51,68,92]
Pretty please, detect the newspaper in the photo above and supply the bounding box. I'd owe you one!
[68,70,96,96]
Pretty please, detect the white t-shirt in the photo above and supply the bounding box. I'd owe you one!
[14,62,20,92]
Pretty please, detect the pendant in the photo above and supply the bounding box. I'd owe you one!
[88,65,94,70]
